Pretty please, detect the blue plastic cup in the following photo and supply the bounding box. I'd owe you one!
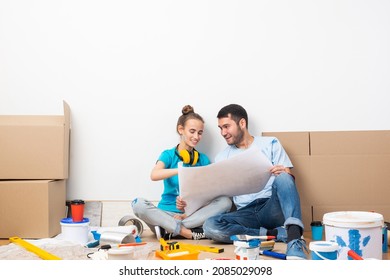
[310,221,323,241]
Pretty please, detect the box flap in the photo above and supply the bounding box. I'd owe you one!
[63,100,71,130]
[310,130,390,155]
[0,115,64,126]
[63,100,71,177]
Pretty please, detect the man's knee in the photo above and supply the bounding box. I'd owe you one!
[216,196,233,212]
[203,217,212,231]
[203,216,218,234]
[274,172,295,187]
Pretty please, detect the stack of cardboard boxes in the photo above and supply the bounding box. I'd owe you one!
[262,130,390,229]
[0,101,70,239]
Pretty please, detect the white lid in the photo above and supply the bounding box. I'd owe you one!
[107,247,134,260]
[309,241,339,252]
[323,211,383,228]
[108,247,133,255]
[60,222,90,227]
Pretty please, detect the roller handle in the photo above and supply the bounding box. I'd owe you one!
[259,250,286,260]
[347,249,364,260]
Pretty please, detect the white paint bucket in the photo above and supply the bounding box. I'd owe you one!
[60,217,90,245]
[323,211,384,260]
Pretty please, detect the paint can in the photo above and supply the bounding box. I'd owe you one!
[309,241,339,260]
[323,211,383,260]
[60,217,90,245]
[233,239,260,260]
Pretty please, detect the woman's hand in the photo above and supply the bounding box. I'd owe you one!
[173,213,187,220]
[176,196,187,211]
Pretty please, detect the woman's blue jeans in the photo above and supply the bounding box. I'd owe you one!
[203,172,304,243]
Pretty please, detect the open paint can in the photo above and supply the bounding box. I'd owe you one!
[233,239,260,260]
[309,241,339,260]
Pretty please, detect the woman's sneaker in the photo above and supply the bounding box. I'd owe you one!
[191,228,207,240]
[154,226,172,240]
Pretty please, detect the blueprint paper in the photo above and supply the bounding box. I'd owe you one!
[178,145,273,216]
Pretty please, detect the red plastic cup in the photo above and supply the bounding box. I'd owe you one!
[71,200,85,222]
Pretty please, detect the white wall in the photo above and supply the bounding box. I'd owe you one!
[1,1,390,202]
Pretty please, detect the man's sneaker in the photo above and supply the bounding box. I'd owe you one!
[259,226,287,243]
[286,238,308,260]
[191,228,207,240]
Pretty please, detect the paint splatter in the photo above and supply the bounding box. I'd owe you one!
[335,236,346,247]
[333,229,370,260]
[362,235,371,247]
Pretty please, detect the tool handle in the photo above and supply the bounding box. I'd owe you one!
[9,236,61,260]
[260,250,286,260]
[118,242,147,247]
[347,249,364,260]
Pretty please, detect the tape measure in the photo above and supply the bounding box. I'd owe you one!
[118,215,144,236]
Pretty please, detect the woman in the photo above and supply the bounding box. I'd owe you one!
[132,105,232,240]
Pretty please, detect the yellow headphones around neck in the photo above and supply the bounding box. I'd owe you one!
[175,145,199,166]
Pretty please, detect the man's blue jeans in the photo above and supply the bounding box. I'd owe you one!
[203,173,304,243]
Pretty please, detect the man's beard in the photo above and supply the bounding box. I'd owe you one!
[231,127,245,146]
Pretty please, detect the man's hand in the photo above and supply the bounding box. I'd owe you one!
[270,165,289,176]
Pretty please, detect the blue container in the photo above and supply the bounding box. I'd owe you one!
[383,224,388,253]
[310,221,323,241]
[309,241,339,260]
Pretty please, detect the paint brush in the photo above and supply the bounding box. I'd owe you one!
[230,235,276,241]
[259,250,286,260]
[259,240,275,251]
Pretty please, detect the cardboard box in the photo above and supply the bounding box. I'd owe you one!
[262,130,390,229]
[0,101,70,179]
[0,180,66,238]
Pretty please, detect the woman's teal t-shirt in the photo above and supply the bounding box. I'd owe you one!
[157,146,210,213]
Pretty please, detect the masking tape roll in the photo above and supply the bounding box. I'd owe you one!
[118,215,144,236]
[99,231,135,245]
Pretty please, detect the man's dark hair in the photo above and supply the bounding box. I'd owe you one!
[217,104,248,128]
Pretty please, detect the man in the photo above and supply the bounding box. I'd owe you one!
[203,104,308,259]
